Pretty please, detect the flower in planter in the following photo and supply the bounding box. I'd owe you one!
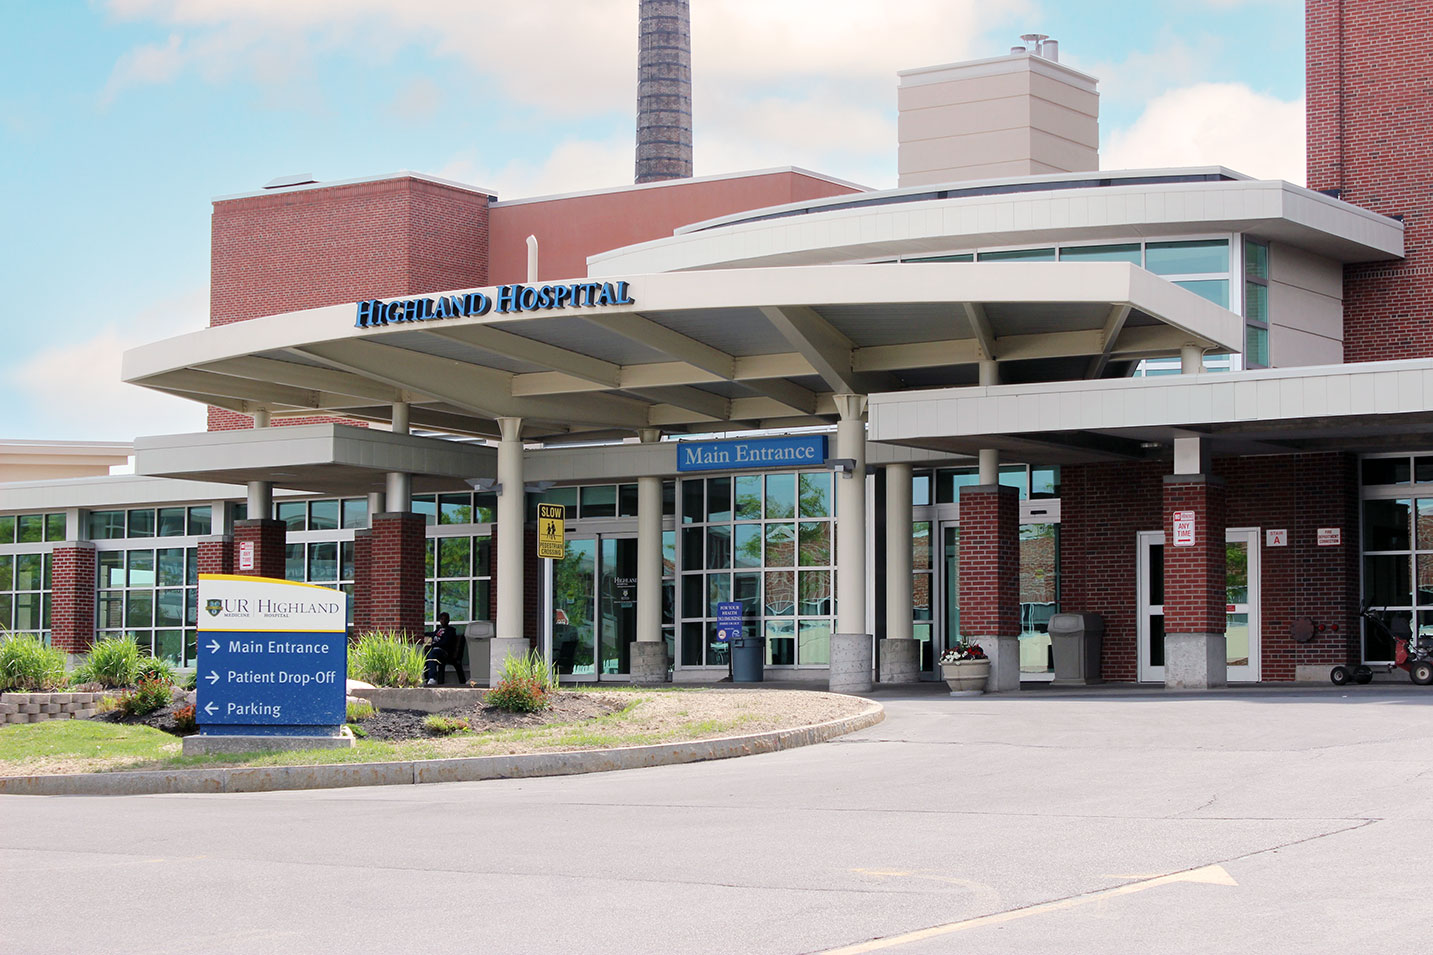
[938,639,987,664]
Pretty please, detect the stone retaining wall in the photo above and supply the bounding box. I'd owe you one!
[0,692,106,725]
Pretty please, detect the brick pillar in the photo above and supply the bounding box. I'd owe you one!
[369,512,425,638]
[958,484,1021,691]
[351,529,372,637]
[1163,476,1227,689]
[197,535,233,575]
[51,542,96,659]
[232,519,286,579]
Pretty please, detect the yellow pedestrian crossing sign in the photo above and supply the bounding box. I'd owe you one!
[537,503,565,559]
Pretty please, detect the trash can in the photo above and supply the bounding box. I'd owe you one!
[1048,613,1104,685]
[464,620,494,687]
[731,636,766,683]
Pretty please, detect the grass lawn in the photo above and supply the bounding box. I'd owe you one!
[0,689,777,777]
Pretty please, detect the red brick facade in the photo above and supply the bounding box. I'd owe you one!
[207,175,492,431]
[232,520,287,580]
[50,544,96,654]
[196,536,233,576]
[957,485,1021,639]
[1162,478,1228,634]
[368,513,426,637]
[1307,0,1431,361]
[1060,453,1362,681]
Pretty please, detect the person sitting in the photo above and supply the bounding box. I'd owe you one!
[423,613,466,686]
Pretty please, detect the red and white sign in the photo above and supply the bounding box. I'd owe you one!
[238,540,255,571]
[1317,527,1342,547]
[1266,529,1288,547]
[1172,510,1196,546]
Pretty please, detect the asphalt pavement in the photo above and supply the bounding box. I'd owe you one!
[3,683,1430,954]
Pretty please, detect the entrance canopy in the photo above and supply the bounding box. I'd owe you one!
[123,263,1242,442]
[869,357,1433,462]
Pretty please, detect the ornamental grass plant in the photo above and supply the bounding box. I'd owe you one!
[72,635,143,688]
[487,650,558,713]
[0,630,68,692]
[347,630,426,687]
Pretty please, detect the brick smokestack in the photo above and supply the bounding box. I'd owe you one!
[635,0,693,183]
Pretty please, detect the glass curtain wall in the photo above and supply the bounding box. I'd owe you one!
[1359,454,1433,661]
[0,512,66,641]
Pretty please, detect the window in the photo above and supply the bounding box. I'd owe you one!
[1359,454,1433,661]
[1244,239,1270,368]
[425,533,493,635]
[0,550,51,639]
[2,512,67,543]
[679,471,836,668]
[1059,243,1142,264]
[977,247,1056,262]
[95,545,197,666]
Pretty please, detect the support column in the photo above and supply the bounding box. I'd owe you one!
[490,416,530,685]
[958,481,1021,692]
[368,513,425,638]
[197,535,233,576]
[631,429,668,684]
[1163,438,1227,689]
[246,480,271,521]
[881,462,919,683]
[232,519,286,579]
[50,542,96,665]
[830,394,872,693]
[350,529,372,637]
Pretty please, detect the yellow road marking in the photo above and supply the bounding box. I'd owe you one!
[822,864,1238,953]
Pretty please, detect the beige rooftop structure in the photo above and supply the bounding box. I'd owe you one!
[898,36,1099,187]
[0,440,132,483]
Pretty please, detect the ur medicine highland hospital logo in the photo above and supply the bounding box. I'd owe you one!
[206,599,224,617]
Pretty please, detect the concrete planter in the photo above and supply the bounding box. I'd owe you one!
[939,659,990,696]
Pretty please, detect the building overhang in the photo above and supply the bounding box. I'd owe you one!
[868,358,1433,463]
[122,263,1242,444]
[133,424,495,495]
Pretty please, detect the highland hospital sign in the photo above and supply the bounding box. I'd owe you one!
[355,280,636,328]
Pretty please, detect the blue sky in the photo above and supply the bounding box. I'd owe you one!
[0,0,1305,442]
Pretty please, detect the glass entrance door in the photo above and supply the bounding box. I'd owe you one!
[550,534,636,681]
[1137,527,1261,682]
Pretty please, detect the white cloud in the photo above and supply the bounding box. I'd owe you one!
[438,135,634,199]
[6,289,209,441]
[1103,83,1305,184]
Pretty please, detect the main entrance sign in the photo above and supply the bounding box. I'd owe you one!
[354,280,635,328]
[676,435,828,473]
[195,574,348,734]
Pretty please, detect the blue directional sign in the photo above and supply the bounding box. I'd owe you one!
[196,575,348,736]
[715,601,742,643]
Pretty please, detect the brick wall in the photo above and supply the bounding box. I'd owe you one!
[957,485,1021,638]
[368,513,425,637]
[196,536,233,576]
[1307,0,1432,360]
[1162,478,1228,633]
[207,175,492,430]
[1060,452,1361,681]
[50,543,96,655]
[232,520,286,580]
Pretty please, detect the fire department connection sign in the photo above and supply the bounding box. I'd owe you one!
[196,575,347,730]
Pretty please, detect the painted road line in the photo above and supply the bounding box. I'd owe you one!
[821,864,1238,954]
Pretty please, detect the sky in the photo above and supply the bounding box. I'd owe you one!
[0,0,1307,443]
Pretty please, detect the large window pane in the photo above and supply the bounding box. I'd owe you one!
[913,521,931,570]
[277,501,306,531]
[978,247,1055,262]
[706,525,732,569]
[308,542,338,582]
[438,494,472,525]
[707,573,731,616]
[310,499,340,531]
[1364,499,1411,551]
[438,537,471,578]
[681,527,704,571]
[765,473,796,519]
[15,554,43,591]
[45,513,66,542]
[18,514,44,543]
[1418,500,1433,551]
[798,619,831,665]
[157,548,185,587]
[580,485,616,519]
[0,554,10,589]
[764,571,795,615]
[0,516,13,543]
[766,619,796,665]
[1060,243,1141,263]
[765,523,796,567]
[285,543,305,581]
[126,550,155,588]
[89,511,124,540]
[734,524,762,568]
[733,572,761,618]
[157,507,186,537]
[438,579,470,620]
[341,498,368,530]
[734,475,762,520]
[411,495,438,525]
[1146,239,1229,275]
[1363,457,1411,485]
[187,506,212,536]
[155,590,184,627]
[1364,555,1411,606]
[1174,279,1229,308]
[125,591,153,628]
[799,570,831,615]
[798,522,830,567]
[705,477,731,523]
[681,480,703,524]
[1245,240,1269,279]
[1245,324,1269,367]
[799,472,832,518]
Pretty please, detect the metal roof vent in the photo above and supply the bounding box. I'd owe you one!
[263,174,320,189]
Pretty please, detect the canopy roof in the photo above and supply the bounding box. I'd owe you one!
[123,263,1242,443]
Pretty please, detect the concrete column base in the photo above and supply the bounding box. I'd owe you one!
[488,637,532,687]
[878,638,920,684]
[629,641,669,684]
[977,635,1021,692]
[829,633,874,694]
[1165,632,1228,689]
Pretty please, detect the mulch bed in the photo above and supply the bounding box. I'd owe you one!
[92,702,193,736]
[357,692,629,741]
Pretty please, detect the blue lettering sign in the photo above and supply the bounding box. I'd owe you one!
[356,280,635,327]
[716,601,743,643]
[676,435,829,473]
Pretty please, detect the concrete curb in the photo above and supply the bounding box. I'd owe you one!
[0,699,884,797]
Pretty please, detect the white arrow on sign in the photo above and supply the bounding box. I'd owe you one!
[206,671,220,685]
[203,702,217,716]
[206,639,220,653]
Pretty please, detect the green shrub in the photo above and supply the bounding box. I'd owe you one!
[136,655,175,686]
[346,699,376,722]
[117,678,170,718]
[487,651,558,713]
[423,714,469,735]
[73,635,143,688]
[182,670,197,691]
[0,631,68,692]
[347,630,426,687]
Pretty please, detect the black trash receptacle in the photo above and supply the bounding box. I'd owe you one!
[731,637,765,683]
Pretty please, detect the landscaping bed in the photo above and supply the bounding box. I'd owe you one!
[356,691,627,741]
